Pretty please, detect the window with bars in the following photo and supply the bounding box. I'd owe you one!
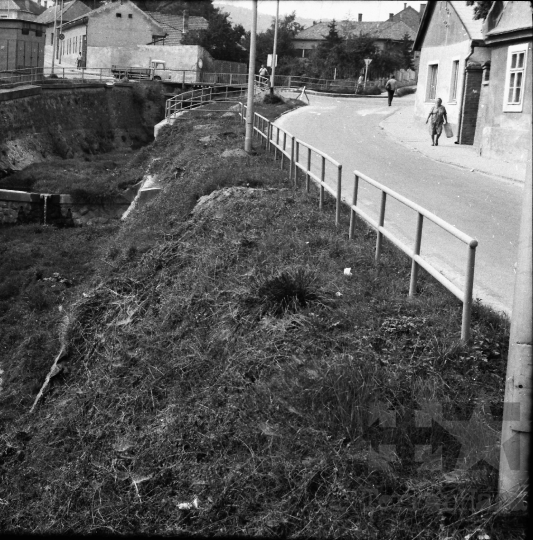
[503,44,528,112]
[426,64,438,101]
[450,60,459,101]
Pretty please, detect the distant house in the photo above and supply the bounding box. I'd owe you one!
[0,17,46,70]
[146,10,209,46]
[35,0,90,62]
[57,0,165,67]
[292,4,424,60]
[473,1,532,177]
[412,1,488,142]
[0,0,45,21]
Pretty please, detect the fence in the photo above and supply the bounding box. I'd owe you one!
[165,75,268,119]
[237,101,478,341]
[0,66,254,90]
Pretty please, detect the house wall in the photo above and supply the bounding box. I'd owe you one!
[414,1,483,130]
[59,23,86,64]
[0,20,45,70]
[414,40,470,128]
[474,41,532,178]
[88,3,161,48]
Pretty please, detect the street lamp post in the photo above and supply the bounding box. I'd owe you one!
[244,0,257,154]
[269,0,279,96]
[51,0,58,74]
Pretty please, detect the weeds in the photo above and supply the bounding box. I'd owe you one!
[0,111,524,538]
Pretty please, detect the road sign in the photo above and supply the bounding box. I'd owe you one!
[364,58,372,66]
[59,33,65,40]
[267,54,278,67]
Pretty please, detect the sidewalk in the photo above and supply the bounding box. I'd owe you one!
[379,95,525,183]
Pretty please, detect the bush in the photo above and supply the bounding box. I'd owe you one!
[357,85,382,96]
[263,93,284,105]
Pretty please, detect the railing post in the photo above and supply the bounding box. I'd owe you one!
[409,213,424,296]
[349,174,359,239]
[275,127,279,160]
[294,141,300,186]
[306,147,311,192]
[336,165,342,227]
[461,241,477,341]
[290,136,295,183]
[282,132,287,170]
[267,121,272,152]
[319,156,325,210]
[375,192,387,263]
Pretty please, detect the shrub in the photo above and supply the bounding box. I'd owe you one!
[357,85,382,96]
[263,93,284,105]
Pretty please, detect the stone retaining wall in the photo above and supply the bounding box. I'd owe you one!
[0,189,130,226]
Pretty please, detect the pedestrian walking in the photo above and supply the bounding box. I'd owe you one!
[385,74,397,106]
[77,52,82,70]
[426,98,448,146]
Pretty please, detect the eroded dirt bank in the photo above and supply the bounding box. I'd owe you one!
[0,83,164,177]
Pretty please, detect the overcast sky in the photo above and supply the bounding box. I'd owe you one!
[213,0,426,22]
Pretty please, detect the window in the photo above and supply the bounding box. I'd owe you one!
[426,63,438,101]
[116,13,122,17]
[128,14,133,18]
[450,59,459,101]
[482,61,490,85]
[503,44,528,112]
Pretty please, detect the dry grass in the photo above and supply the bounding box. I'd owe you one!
[0,110,525,538]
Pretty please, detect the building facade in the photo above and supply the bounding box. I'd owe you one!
[0,17,46,70]
[412,1,487,139]
[54,0,165,67]
[473,1,532,175]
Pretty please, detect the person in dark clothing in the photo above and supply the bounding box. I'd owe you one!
[385,74,397,106]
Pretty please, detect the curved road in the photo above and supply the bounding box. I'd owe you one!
[275,94,522,315]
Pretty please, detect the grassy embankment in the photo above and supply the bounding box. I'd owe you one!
[0,100,525,538]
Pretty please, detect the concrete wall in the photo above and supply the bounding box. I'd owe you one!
[474,41,532,178]
[86,44,202,71]
[0,189,130,226]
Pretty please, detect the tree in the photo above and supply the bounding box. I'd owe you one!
[466,1,493,20]
[400,32,414,70]
[182,9,247,63]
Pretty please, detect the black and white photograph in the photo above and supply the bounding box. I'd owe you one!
[0,0,531,537]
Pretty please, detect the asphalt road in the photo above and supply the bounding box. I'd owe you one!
[275,95,522,315]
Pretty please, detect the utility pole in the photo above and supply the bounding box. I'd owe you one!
[269,0,279,96]
[58,0,64,65]
[51,0,58,73]
[244,0,257,154]
[498,145,532,511]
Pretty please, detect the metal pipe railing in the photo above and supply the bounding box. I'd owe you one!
[236,106,479,341]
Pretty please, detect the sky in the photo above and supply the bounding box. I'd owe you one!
[213,0,426,22]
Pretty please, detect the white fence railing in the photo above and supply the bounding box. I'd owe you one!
[237,104,478,341]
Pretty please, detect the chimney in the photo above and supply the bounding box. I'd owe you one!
[420,4,426,18]
[358,13,362,22]
[183,9,189,34]
[389,13,393,20]
[404,3,407,9]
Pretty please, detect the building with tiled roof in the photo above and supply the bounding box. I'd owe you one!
[145,11,208,46]
[292,4,423,59]
[0,0,45,21]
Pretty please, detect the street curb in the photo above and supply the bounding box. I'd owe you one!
[281,88,386,99]
[378,111,523,184]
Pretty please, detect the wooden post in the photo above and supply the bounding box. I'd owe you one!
[409,213,424,296]
[319,156,325,210]
[306,147,311,192]
[349,174,359,239]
